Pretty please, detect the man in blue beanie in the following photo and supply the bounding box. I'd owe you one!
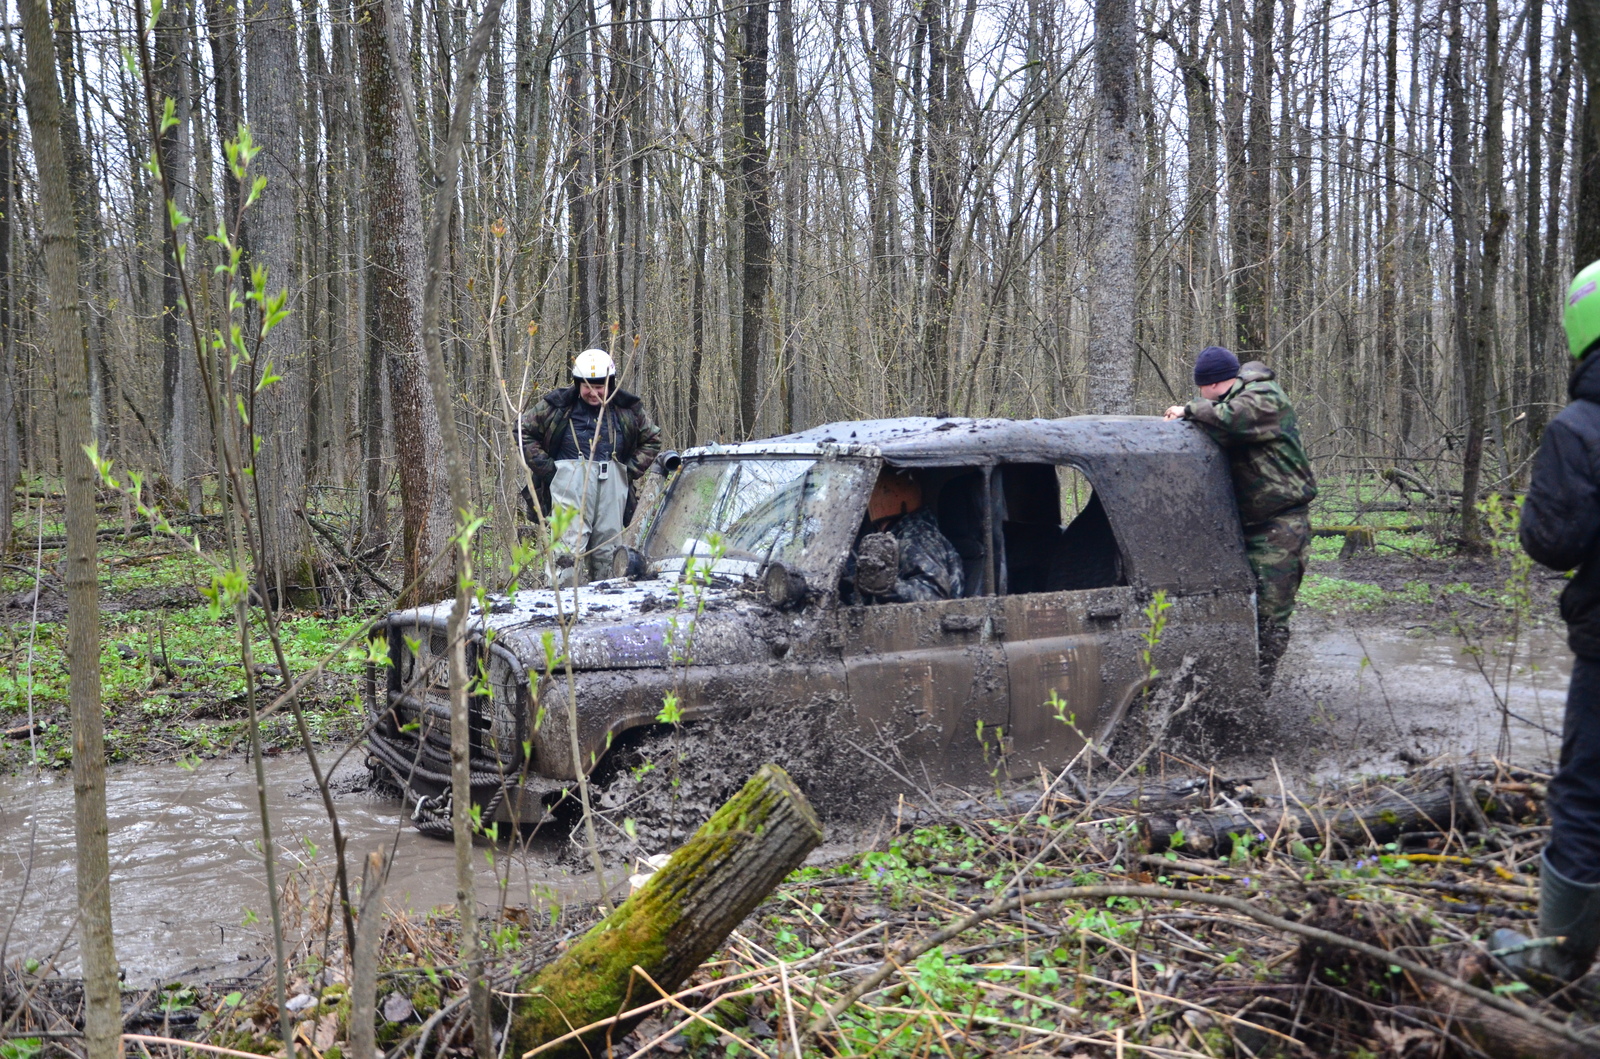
[1165,347,1318,686]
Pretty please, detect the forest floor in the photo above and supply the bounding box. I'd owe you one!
[4,759,1595,1059]
[1,480,1594,1057]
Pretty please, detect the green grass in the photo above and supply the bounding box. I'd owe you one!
[0,493,381,769]
[1297,573,1474,613]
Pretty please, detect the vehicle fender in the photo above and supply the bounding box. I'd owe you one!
[530,660,849,780]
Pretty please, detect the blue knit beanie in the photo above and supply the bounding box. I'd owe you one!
[1193,346,1241,386]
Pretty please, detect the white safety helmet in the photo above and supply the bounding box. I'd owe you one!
[572,348,616,383]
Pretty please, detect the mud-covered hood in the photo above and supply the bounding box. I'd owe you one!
[384,577,770,673]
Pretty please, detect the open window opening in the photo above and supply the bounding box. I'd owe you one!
[999,463,1125,595]
[842,462,1125,604]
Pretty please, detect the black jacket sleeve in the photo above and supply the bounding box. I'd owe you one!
[1522,415,1600,572]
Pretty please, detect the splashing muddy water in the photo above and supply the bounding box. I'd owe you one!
[0,621,1577,983]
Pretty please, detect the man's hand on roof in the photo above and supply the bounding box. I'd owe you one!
[1163,405,1187,421]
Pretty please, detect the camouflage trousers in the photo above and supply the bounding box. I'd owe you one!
[1245,505,1310,687]
[1244,504,1311,628]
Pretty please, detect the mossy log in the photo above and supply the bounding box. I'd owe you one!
[508,764,823,1058]
[1140,778,1478,857]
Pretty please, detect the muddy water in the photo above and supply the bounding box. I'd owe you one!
[0,622,1578,984]
[1265,619,1573,777]
[0,752,593,984]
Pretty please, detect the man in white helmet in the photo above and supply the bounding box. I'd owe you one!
[519,349,663,585]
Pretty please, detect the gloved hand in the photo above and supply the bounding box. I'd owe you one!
[855,533,900,597]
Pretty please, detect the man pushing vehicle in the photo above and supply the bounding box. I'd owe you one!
[1165,346,1318,687]
[520,349,662,586]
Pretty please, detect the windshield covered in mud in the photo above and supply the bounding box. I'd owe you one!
[646,457,871,580]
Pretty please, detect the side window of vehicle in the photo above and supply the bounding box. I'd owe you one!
[930,469,990,598]
[844,465,987,604]
[1000,462,1125,595]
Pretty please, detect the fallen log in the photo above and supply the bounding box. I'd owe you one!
[1424,983,1593,1059]
[1139,775,1481,857]
[507,763,823,1059]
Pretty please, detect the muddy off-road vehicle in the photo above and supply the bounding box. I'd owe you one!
[366,416,1260,836]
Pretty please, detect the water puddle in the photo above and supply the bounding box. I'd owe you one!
[0,752,592,984]
[1269,620,1571,777]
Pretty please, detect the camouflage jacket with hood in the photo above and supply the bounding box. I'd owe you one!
[518,385,663,523]
[1183,361,1318,525]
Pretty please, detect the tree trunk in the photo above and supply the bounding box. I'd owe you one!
[155,0,193,500]
[921,0,956,411]
[508,765,824,1058]
[1445,0,1480,549]
[686,27,714,445]
[1233,0,1273,357]
[1460,0,1503,551]
[245,0,317,605]
[355,0,453,604]
[1572,3,1600,267]
[1522,0,1545,463]
[1378,0,1400,447]
[18,2,118,1056]
[1534,18,1574,451]
[417,0,506,1051]
[0,59,16,554]
[562,0,602,352]
[1085,0,1139,414]
[736,0,771,437]
[201,0,243,224]
[1140,775,1479,857]
[777,0,800,432]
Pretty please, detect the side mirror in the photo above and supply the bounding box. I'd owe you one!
[763,561,810,609]
[611,546,653,581]
[655,450,682,476]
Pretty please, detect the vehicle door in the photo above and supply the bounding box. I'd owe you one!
[997,464,1143,772]
[841,467,1010,785]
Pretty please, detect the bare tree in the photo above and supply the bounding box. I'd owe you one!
[246,0,317,605]
[356,0,453,603]
[1085,0,1140,414]
[19,1,118,1056]
[736,0,772,436]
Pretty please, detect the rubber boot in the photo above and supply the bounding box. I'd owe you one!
[1490,851,1600,983]
[1258,622,1292,691]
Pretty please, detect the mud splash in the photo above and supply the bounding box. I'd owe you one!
[0,752,593,984]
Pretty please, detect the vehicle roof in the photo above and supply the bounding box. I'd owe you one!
[683,415,1255,595]
[685,415,1210,464]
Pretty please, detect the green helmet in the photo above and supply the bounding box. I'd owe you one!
[1565,259,1600,359]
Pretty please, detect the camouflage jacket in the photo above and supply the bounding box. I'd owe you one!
[1184,361,1318,525]
[518,386,663,522]
[848,507,966,604]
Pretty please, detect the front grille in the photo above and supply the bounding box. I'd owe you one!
[376,622,527,780]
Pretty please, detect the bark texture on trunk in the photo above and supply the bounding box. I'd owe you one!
[1232,0,1272,357]
[736,0,771,437]
[18,2,118,1056]
[509,765,824,1058]
[246,0,317,605]
[1573,4,1600,268]
[1140,775,1478,857]
[1085,0,1139,415]
[155,0,194,498]
[355,0,452,604]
